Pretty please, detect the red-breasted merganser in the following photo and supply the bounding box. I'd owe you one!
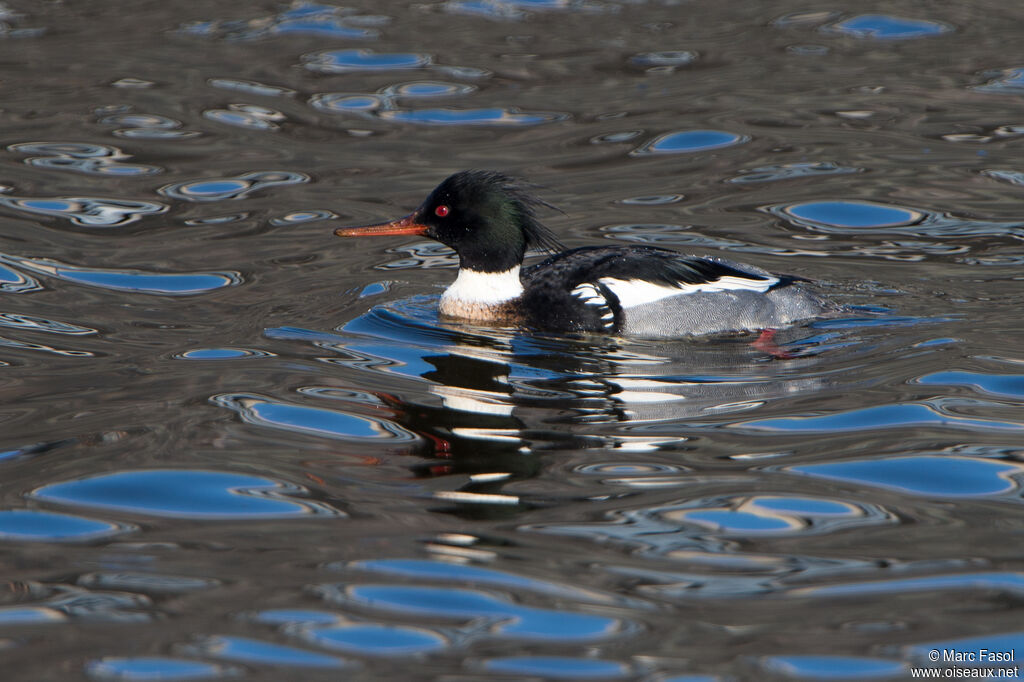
[335,170,835,338]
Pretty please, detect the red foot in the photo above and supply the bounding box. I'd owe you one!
[421,431,453,457]
[752,328,793,359]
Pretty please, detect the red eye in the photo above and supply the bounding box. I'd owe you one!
[434,205,450,217]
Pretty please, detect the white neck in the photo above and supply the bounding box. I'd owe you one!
[440,266,523,313]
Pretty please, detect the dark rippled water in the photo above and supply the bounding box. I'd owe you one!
[2,1,1023,680]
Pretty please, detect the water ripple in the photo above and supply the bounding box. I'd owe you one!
[660,494,891,537]
[300,623,448,656]
[444,0,532,20]
[789,455,1024,498]
[50,587,159,622]
[727,161,863,184]
[0,509,132,542]
[97,111,201,140]
[380,81,477,98]
[443,0,613,20]
[772,11,841,29]
[269,209,337,226]
[31,469,343,519]
[311,93,384,115]
[822,14,954,40]
[315,583,628,642]
[204,105,286,130]
[110,77,155,89]
[312,92,561,127]
[0,191,167,227]
[981,169,1024,187]
[0,7,45,38]
[0,313,93,335]
[600,222,985,262]
[379,107,567,126]
[940,124,1024,144]
[434,64,491,79]
[370,242,455,269]
[343,558,629,605]
[0,607,66,625]
[208,78,296,98]
[309,74,568,127]
[8,142,162,176]
[730,402,1024,434]
[766,199,1024,238]
[0,334,93,357]
[183,212,250,226]
[480,656,632,679]
[158,171,309,202]
[272,9,381,39]
[180,4,381,40]
[973,66,1024,95]
[185,635,351,669]
[211,393,419,443]
[254,609,340,626]
[575,461,692,488]
[174,347,274,360]
[773,200,924,229]
[616,194,684,205]
[0,253,241,296]
[303,49,432,74]
[787,571,1024,599]
[916,370,1024,400]
[630,50,698,74]
[78,572,220,595]
[531,491,894,563]
[631,130,749,156]
[592,130,643,144]
[0,261,41,293]
[85,657,236,681]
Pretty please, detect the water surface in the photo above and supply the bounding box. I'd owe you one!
[1,1,1023,680]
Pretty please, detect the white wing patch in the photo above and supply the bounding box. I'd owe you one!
[599,274,778,309]
[571,282,605,306]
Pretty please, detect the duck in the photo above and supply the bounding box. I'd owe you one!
[335,170,836,338]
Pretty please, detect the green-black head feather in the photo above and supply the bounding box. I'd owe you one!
[417,170,565,272]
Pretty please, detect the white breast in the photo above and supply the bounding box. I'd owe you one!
[439,266,523,316]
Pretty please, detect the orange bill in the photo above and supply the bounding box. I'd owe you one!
[335,213,428,237]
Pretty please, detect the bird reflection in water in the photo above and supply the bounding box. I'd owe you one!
[265,300,833,516]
